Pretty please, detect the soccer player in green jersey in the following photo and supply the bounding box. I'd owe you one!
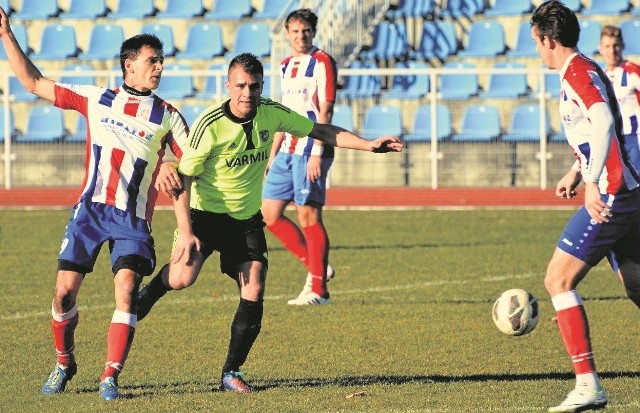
[137,53,403,393]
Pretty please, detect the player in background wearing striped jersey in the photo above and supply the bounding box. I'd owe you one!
[531,2,640,412]
[136,53,402,393]
[261,9,338,305]
[598,26,640,287]
[0,7,189,401]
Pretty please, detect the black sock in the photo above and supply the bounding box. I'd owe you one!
[222,298,263,374]
[137,264,172,320]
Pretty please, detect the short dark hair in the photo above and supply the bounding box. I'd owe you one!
[228,53,263,77]
[285,8,318,32]
[531,0,580,48]
[119,34,164,74]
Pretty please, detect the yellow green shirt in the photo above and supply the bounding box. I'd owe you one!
[179,98,314,219]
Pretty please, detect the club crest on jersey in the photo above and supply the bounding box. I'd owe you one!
[259,130,269,142]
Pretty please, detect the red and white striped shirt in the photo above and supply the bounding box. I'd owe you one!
[604,60,640,137]
[54,83,189,221]
[278,46,337,157]
[558,53,639,194]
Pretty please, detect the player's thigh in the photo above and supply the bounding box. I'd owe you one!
[110,212,156,277]
[291,156,333,206]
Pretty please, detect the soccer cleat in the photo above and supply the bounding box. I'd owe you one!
[287,291,331,305]
[99,376,122,401]
[548,386,608,412]
[220,371,254,394]
[42,363,77,394]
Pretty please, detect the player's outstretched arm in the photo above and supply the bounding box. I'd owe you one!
[309,123,403,153]
[0,6,55,102]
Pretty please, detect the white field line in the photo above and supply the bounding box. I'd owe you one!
[3,272,541,321]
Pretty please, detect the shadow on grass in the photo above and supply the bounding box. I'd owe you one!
[268,241,491,252]
[72,371,640,397]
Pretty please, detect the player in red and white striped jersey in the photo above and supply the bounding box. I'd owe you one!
[0,6,189,400]
[262,9,339,305]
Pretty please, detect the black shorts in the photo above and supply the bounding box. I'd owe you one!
[190,209,268,277]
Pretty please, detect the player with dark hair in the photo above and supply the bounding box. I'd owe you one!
[531,1,640,411]
[136,52,403,393]
[0,6,189,400]
[261,8,338,305]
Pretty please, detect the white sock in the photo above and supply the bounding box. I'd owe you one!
[576,372,601,391]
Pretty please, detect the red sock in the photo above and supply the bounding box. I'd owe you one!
[101,311,136,381]
[552,291,596,374]
[303,223,329,295]
[51,307,79,367]
[267,217,308,268]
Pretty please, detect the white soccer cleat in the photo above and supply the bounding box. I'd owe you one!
[548,386,608,412]
[287,291,331,306]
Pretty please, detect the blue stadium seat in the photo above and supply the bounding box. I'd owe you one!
[226,22,271,58]
[634,6,640,15]
[154,64,196,101]
[451,104,501,142]
[531,71,562,99]
[561,0,583,12]
[8,76,39,102]
[382,60,429,100]
[140,24,177,57]
[157,0,205,18]
[59,64,96,86]
[204,0,253,19]
[179,104,208,128]
[0,23,29,59]
[458,20,506,57]
[439,61,478,100]
[331,104,354,131]
[577,19,601,56]
[12,0,59,19]
[620,19,640,55]
[59,0,108,19]
[439,0,483,18]
[363,21,410,60]
[507,21,537,57]
[404,104,452,142]
[485,0,533,16]
[551,126,567,142]
[411,20,457,60]
[176,23,225,60]
[582,0,629,15]
[389,0,436,19]
[0,106,15,143]
[254,0,299,19]
[197,63,227,100]
[78,24,125,61]
[337,60,381,100]
[32,24,79,60]
[502,103,550,142]
[17,106,66,143]
[108,0,156,18]
[361,104,403,140]
[480,61,528,99]
[66,115,87,143]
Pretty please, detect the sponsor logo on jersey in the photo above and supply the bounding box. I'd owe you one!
[101,117,154,141]
[225,149,269,168]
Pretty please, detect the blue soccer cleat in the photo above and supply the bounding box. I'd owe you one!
[42,363,77,395]
[99,376,121,401]
[220,371,254,393]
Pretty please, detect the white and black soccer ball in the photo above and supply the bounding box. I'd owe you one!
[492,288,540,336]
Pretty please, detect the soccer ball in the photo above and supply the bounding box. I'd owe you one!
[492,288,540,336]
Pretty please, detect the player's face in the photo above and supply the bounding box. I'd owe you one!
[599,35,623,69]
[531,26,556,70]
[286,19,315,56]
[225,65,263,118]
[125,45,164,92]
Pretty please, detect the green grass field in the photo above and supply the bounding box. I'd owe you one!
[2,209,639,412]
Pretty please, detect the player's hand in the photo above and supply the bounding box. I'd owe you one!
[555,169,580,199]
[370,136,404,153]
[306,154,322,182]
[584,182,611,223]
[155,162,182,199]
[170,231,201,264]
